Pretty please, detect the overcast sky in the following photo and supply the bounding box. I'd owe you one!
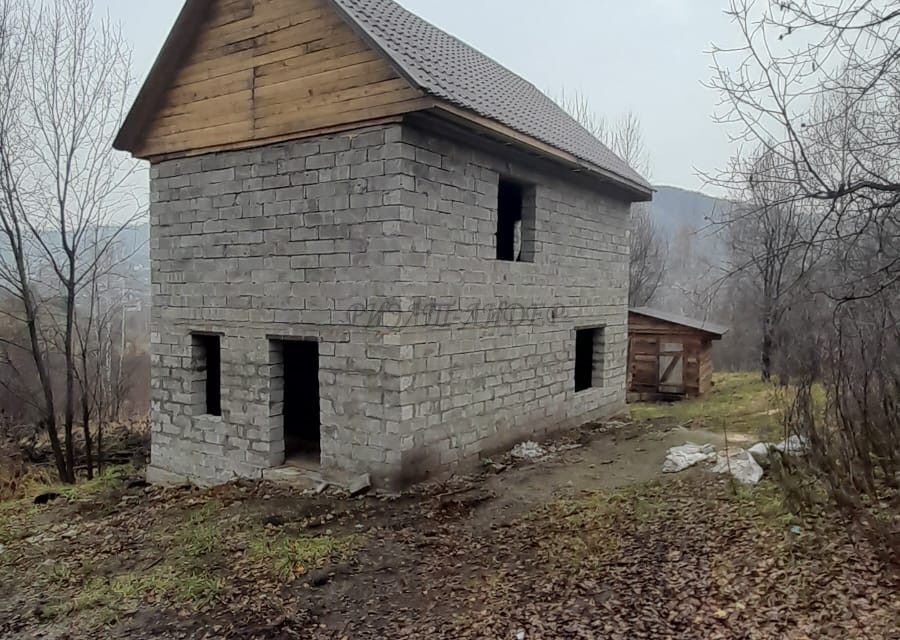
[96,0,737,194]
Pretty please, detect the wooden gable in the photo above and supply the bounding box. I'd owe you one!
[129,0,429,159]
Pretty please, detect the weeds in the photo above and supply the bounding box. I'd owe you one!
[175,501,222,557]
[173,573,224,607]
[46,566,222,627]
[250,533,361,580]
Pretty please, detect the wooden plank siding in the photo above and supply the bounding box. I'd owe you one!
[627,312,720,400]
[133,0,428,159]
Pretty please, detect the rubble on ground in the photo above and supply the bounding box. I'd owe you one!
[508,441,581,461]
[347,473,371,497]
[510,441,547,460]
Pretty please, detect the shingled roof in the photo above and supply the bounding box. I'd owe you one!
[328,0,651,195]
[115,0,652,198]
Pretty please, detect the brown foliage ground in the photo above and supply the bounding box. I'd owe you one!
[0,418,897,639]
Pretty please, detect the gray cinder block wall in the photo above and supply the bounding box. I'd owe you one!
[147,122,631,487]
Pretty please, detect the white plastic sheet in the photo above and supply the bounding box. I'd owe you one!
[662,442,717,473]
[775,435,809,454]
[748,442,772,465]
[712,448,764,485]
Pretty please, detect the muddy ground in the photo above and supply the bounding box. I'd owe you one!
[1,418,897,639]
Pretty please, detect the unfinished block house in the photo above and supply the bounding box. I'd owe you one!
[116,0,652,486]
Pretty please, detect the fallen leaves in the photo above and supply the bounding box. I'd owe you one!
[0,467,897,639]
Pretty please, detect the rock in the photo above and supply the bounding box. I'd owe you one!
[712,448,764,485]
[315,481,330,494]
[347,473,371,497]
[662,443,716,473]
[0,543,6,556]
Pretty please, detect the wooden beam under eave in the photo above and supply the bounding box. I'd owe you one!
[141,109,428,164]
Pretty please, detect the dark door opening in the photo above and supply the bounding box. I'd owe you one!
[281,340,321,458]
[574,328,597,392]
[192,333,221,416]
[496,179,524,261]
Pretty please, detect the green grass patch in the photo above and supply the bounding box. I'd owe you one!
[250,532,362,580]
[17,465,136,507]
[629,372,788,439]
[174,501,223,558]
[28,495,229,629]
[46,566,223,627]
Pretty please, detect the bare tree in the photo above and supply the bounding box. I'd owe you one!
[724,148,810,380]
[709,0,899,296]
[710,0,899,556]
[601,112,667,307]
[554,88,609,141]
[0,0,139,483]
[75,235,141,476]
[629,209,667,306]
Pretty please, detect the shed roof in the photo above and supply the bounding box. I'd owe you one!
[114,0,652,199]
[629,307,729,337]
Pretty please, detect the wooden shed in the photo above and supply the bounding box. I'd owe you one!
[627,307,728,401]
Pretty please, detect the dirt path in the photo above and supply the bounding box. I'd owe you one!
[1,419,896,639]
[474,420,753,526]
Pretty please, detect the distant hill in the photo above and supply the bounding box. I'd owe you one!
[645,185,734,317]
[650,185,733,236]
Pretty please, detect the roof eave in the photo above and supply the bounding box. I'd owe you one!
[430,102,654,201]
[629,307,728,338]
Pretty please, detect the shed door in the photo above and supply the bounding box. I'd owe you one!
[658,342,684,394]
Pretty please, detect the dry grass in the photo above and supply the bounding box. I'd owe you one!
[628,372,794,440]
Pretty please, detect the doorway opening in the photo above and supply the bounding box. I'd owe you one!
[270,339,320,465]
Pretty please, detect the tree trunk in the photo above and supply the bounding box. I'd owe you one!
[20,259,69,482]
[43,417,68,481]
[761,319,773,382]
[63,281,77,483]
[82,403,93,480]
[97,420,103,475]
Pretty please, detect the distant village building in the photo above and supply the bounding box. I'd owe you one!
[115,0,652,487]
[627,308,728,401]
